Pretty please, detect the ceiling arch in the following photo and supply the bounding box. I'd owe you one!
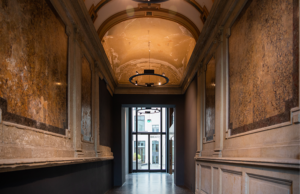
[101,18,196,86]
[82,0,214,87]
[97,6,200,40]
[84,0,214,34]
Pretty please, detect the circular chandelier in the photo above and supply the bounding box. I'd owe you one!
[129,70,169,87]
[129,31,169,87]
[132,0,169,3]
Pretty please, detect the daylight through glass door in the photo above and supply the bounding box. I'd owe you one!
[131,107,167,172]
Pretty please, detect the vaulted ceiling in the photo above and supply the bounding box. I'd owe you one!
[83,0,214,87]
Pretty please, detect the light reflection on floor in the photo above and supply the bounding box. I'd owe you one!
[107,173,193,194]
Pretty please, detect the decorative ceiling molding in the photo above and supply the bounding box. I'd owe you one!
[88,0,112,22]
[138,3,161,9]
[184,0,209,23]
[89,0,210,25]
[97,6,200,40]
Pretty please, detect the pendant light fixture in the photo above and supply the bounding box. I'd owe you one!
[132,0,169,4]
[129,30,169,87]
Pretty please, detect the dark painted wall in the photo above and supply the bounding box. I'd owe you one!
[184,77,197,192]
[0,160,113,194]
[100,79,113,147]
[113,94,185,186]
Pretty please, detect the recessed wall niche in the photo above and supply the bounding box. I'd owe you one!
[205,58,216,141]
[228,0,299,135]
[0,0,68,135]
[81,56,92,141]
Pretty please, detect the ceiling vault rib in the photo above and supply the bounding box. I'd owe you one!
[88,0,210,25]
[97,8,200,40]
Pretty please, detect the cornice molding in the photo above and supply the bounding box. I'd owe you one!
[114,86,183,95]
[66,0,117,92]
[97,7,200,40]
[184,0,209,23]
[195,156,300,170]
[0,156,114,173]
[88,0,111,23]
[181,0,235,94]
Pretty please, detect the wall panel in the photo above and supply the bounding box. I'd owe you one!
[212,167,219,194]
[228,0,299,135]
[248,174,292,194]
[81,56,92,141]
[201,165,211,194]
[221,169,242,194]
[0,0,68,135]
[205,58,216,141]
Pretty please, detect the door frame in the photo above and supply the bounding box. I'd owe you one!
[130,107,167,172]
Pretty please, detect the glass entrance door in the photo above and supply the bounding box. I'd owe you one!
[131,107,167,172]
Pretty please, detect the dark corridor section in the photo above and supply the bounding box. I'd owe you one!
[100,79,113,147]
[0,160,113,194]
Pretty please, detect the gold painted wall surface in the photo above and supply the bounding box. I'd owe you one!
[229,0,299,135]
[81,56,92,141]
[0,0,68,134]
[102,18,196,86]
[205,58,215,141]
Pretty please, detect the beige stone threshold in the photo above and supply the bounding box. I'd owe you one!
[0,156,114,173]
[195,157,300,170]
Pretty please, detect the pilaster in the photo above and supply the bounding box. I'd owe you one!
[73,27,84,157]
[213,30,224,157]
[196,67,205,157]
[93,64,101,156]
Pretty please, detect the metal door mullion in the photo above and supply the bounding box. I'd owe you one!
[160,107,162,171]
[136,107,138,171]
[166,108,169,173]
[129,108,132,173]
[148,134,150,171]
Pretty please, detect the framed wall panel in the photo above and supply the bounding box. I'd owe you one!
[0,0,68,135]
[228,0,299,135]
[81,56,92,141]
[205,57,216,141]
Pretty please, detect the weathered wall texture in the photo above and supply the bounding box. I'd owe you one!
[0,122,74,159]
[81,56,92,141]
[205,58,215,141]
[229,0,299,135]
[0,0,68,135]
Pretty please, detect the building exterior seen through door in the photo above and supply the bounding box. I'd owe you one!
[131,107,167,172]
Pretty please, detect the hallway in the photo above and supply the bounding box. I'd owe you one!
[107,173,193,194]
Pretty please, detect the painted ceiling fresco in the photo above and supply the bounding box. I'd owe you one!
[84,0,214,86]
[102,18,196,85]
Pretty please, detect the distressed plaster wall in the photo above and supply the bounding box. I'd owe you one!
[229,0,299,135]
[195,0,300,193]
[0,122,74,159]
[81,56,92,141]
[0,0,68,135]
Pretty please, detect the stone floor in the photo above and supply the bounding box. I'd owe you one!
[107,173,193,194]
